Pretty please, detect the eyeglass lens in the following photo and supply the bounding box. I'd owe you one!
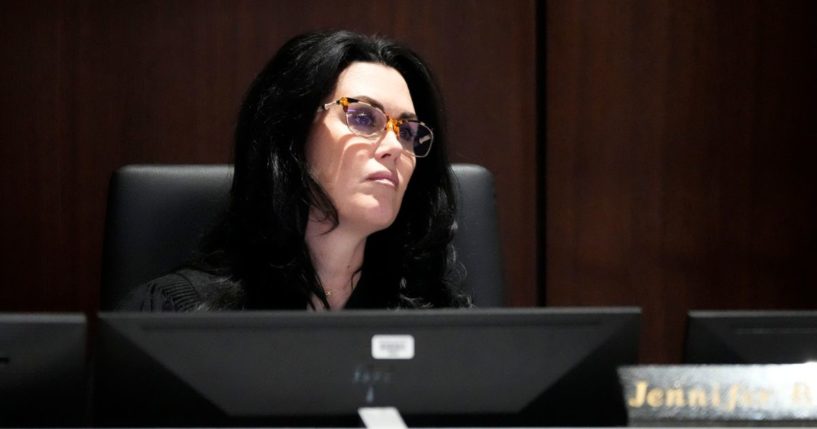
[344,102,433,157]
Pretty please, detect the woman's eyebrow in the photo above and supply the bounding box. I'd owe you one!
[354,95,418,120]
[397,111,418,120]
[353,95,384,110]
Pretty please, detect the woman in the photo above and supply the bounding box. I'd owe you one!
[121,30,469,311]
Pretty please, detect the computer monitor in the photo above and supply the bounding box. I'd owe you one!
[94,307,640,427]
[684,310,817,364]
[0,313,87,427]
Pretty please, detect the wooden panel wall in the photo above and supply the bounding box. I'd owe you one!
[0,1,537,311]
[546,0,817,362]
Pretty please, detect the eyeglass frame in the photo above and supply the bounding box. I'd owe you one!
[318,96,435,158]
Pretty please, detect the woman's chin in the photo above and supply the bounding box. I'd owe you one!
[363,212,399,232]
[341,206,399,234]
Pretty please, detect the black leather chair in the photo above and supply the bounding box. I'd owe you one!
[101,164,503,309]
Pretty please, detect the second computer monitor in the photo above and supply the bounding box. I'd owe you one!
[685,310,817,364]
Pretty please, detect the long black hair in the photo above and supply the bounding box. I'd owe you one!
[197,30,466,309]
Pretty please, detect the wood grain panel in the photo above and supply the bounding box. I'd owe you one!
[0,1,78,310]
[546,0,817,362]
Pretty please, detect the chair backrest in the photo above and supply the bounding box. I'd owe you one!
[100,164,504,309]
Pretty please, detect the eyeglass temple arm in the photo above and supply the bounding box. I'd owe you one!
[319,97,354,112]
[318,101,335,112]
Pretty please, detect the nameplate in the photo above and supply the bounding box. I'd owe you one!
[618,364,817,426]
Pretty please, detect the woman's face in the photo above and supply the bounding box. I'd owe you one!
[306,62,418,235]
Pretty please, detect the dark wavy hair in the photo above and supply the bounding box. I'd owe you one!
[197,30,467,310]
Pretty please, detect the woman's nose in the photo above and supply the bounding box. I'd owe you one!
[375,125,405,160]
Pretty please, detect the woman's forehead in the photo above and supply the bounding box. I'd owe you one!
[333,62,415,116]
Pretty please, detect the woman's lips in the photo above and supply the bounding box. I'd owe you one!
[366,171,398,187]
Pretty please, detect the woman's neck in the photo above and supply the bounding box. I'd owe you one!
[305,215,366,310]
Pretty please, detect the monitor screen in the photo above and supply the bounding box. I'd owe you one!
[94,307,640,427]
[0,313,87,427]
[684,310,817,364]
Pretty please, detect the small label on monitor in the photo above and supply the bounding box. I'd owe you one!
[371,335,414,359]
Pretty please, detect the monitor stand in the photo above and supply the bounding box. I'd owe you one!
[358,407,408,429]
